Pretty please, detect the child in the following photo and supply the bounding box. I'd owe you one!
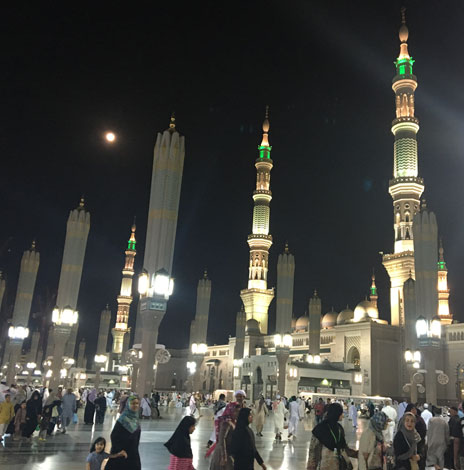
[14,401,27,440]
[164,416,197,470]
[86,436,127,470]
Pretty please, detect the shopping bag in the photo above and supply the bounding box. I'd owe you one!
[72,412,78,424]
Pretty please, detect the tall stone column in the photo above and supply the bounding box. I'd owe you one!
[96,306,111,356]
[65,324,78,358]
[50,199,90,389]
[77,339,86,368]
[134,116,185,345]
[276,347,290,397]
[27,330,40,364]
[308,291,321,355]
[190,271,211,345]
[136,305,164,396]
[6,242,40,384]
[45,325,54,359]
[276,244,295,335]
[134,117,185,394]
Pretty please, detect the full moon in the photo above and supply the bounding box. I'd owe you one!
[105,132,116,142]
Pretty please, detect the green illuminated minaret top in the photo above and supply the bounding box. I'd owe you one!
[395,8,415,77]
[258,105,272,160]
[127,222,136,251]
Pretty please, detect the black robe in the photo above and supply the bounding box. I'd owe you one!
[105,421,141,470]
[231,425,263,470]
[84,400,96,424]
[23,397,42,437]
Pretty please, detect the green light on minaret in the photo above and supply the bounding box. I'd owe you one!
[258,145,272,159]
[370,286,377,296]
[127,240,136,250]
[395,57,414,76]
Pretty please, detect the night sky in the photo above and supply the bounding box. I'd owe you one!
[2,1,464,360]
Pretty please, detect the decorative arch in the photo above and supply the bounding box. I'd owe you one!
[346,346,360,368]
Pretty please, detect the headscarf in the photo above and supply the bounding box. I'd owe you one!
[312,403,346,451]
[26,390,42,416]
[369,411,388,442]
[235,407,251,429]
[396,412,419,461]
[219,402,239,425]
[88,388,97,403]
[164,415,196,458]
[117,396,140,433]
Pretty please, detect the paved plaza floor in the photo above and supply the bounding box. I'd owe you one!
[0,406,366,469]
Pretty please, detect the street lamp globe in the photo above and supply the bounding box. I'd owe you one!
[274,334,282,347]
[404,349,413,362]
[153,269,174,297]
[413,351,421,363]
[415,316,427,338]
[137,270,149,296]
[283,334,292,348]
[431,316,442,338]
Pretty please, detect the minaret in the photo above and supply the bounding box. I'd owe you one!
[240,107,275,334]
[111,223,137,358]
[383,9,424,327]
[437,240,452,324]
[135,115,185,396]
[276,243,295,334]
[6,241,40,383]
[96,305,111,355]
[369,273,378,308]
[190,270,211,345]
[50,198,90,389]
[308,290,322,356]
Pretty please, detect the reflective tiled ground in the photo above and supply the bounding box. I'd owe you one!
[0,406,365,469]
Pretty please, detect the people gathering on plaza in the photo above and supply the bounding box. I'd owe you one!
[0,379,464,470]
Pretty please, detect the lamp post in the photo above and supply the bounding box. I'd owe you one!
[94,354,107,389]
[6,325,30,384]
[274,333,292,397]
[189,343,207,392]
[126,348,142,391]
[136,269,174,396]
[49,306,78,389]
[404,349,421,403]
[415,315,442,405]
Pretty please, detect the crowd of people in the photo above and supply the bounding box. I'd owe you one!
[1,378,464,470]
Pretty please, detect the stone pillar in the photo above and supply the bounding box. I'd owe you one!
[276,348,290,397]
[27,330,40,363]
[45,325,54,359]
[6,243,40,383]
[77,339,86,368]
[308,291,321,355]
[136,303,165,396]
[134,118,185,345]
[51,199,90,385]
[96,306,111,356]
[191,272,211,345]
[65,324,78,358]
[423,346,437,405]
[50,325,70,389]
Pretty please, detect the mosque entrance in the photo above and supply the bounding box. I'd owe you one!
[346,346,361,369]
[253,366,264,400]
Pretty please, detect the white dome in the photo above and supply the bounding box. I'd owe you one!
[337,308,354,325]
[322,310,338,329]
[353,300,378,322]
[295,315,309,331]
[246,319,260,335]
